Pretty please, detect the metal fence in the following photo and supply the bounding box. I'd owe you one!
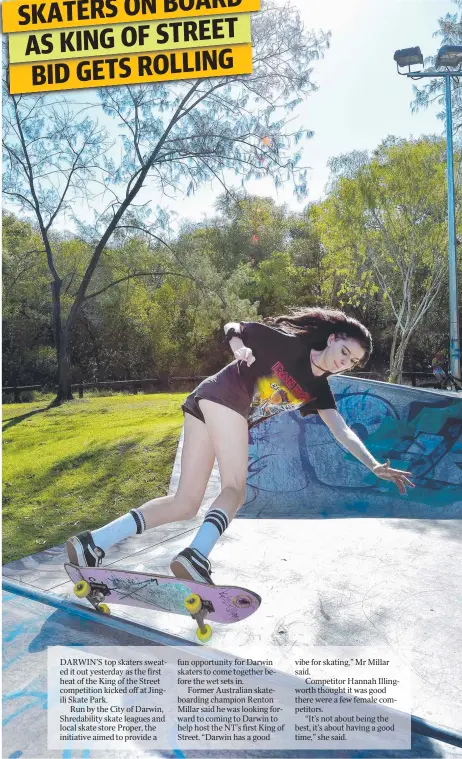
[2,376,209,403]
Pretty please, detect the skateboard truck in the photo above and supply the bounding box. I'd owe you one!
[184,593,214,643]
[73,579,111,615]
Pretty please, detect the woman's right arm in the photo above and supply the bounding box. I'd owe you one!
[224,322,255,366]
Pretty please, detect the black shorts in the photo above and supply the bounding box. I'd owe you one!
[182,388,251,425]
[182,392,207,423]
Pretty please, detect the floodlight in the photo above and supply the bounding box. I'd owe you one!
[436,45,462,68]
[393,47,423,68]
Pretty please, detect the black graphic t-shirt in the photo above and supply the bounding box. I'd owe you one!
[189,321,337,428]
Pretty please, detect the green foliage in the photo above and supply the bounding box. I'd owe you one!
[243,251,317,316]
[311,137,450,380]
[211,195,291,271]
[3,135,457,388]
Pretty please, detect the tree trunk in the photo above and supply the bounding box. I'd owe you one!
[388,331,413,384]
[388,330,399,383]
[56,329,74,402]
[50,279,74,405]
[388,354,404,384]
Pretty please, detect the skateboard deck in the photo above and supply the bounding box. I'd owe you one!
[65,564,261,641]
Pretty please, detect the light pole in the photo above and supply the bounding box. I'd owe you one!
[394,45,461,378]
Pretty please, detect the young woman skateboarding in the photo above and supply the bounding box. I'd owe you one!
[66,308,414,583]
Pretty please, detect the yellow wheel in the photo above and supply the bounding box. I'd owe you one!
[97,603,111,614]
[184,593,202,615]
[196,624,212,643]
[74,580,91,599]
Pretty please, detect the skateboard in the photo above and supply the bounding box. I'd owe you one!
[65,564,261,642]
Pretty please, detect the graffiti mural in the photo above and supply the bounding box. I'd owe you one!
[240,377,462,519]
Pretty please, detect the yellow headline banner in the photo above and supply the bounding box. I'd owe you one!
[2,0,260,33]
[9,13,250,62]
[9,42,253,93]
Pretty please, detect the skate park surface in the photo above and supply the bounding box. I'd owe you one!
[3,377,462,758]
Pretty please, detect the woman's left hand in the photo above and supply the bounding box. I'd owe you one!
[372,460,415,494]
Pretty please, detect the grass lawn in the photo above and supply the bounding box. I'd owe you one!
[2,392,187,565]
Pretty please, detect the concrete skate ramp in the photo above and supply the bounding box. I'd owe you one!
[241,377,462,519]
[4,582,462,757]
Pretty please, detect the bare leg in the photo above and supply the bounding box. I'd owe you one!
[197,400,249,521]
[170,400,249,582]
[66,412,216,566]
[137,411,216,529]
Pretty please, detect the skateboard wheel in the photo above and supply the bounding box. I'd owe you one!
[184,593,202,615]
[97,603,111,615]
[74,580,91,599]
[196,624,212,643]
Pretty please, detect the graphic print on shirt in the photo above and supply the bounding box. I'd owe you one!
[248,360,313,426]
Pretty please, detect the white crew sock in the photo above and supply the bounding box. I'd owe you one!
[189,508,229,558]
[91,509,145,553]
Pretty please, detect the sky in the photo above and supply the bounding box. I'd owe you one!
[177,0,448,224]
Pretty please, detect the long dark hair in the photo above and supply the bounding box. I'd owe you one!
[265,307,373,367]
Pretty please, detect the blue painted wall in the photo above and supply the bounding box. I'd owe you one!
[241,377,462,518]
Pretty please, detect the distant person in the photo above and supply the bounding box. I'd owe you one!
[431,350,447,387]
[67,308,414,582]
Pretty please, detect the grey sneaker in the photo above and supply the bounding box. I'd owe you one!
[66,531,105,568]
[170,548,213,584]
